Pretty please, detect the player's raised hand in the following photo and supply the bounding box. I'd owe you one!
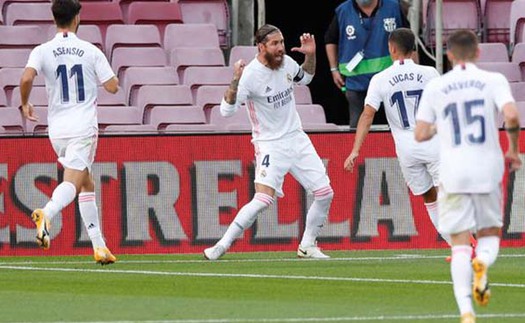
[291,33,316,56]
[505,150,522,172]
[233,59,246,80]
[21,102,38,122]
[344,152,359,172]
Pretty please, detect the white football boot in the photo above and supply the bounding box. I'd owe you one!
[203,244,226,261]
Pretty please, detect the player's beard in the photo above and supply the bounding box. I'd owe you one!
[264,51,285,70]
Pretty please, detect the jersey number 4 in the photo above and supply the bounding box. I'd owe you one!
[56,64,85,103]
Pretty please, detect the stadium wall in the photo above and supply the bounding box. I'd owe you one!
[1,131,524,257]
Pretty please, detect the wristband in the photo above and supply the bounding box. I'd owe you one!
[330,67,338,72]
[505,125,520,132]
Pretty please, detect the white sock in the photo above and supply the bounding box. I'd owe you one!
[79,192,106,249]
[451,245,474,315]
[43,181,77,220]
[475,236,500,267]
[217,193,273,249]
[300,186,333,247]
[425,201,452,246]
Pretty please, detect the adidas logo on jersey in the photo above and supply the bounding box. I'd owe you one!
[265,86,272,93]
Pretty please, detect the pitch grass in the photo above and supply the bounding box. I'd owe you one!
[0,248,524,323]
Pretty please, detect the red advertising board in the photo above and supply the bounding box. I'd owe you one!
[0,131,523,257]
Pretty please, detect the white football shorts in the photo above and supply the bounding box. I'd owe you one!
[253,131,330,198]
[396,136,440,196]
[51,134,98,172]
[399,159,439,196]
[437,184,503,235]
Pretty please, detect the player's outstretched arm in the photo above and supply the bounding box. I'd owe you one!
[503,102,522,171]
[344,105,376,172]
[19,67,38,122]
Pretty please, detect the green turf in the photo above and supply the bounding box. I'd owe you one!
[0,248,524,322]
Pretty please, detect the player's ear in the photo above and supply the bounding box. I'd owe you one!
[446,50,454,66]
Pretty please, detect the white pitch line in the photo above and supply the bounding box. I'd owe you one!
[1,265,524,288]
[15,313,525,323]
[1,252,524,266]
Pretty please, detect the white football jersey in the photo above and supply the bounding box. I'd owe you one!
[365,59,440,165]
[220,55,313,142]
[417,63,514,193]
[26,32,115,139]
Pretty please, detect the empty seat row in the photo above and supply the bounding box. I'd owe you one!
[0,23,222,54]
[423,0,525,47]
[479,42,525,82]
[0,0,231,48]
[0,103,337,135]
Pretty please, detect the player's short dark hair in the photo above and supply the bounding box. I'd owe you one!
[388,28,415,55]
[446,29,478,61]
[255,24,281,44]
[52,0,81,28]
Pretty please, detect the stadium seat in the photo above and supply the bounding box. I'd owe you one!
[294,85,313,105]
[10,86,47,108]
[0,0,49,19]
[510,0,525,47]
[126,2,183,38]
[97,105,142,131]
[208,104,251,131]
[47,25,104,52]
[483,0,512,43]
[296,104,339,131]
[135,84,194,123]
[5,3,54,29]
[509,82,525,102]
[195,85,228,112]
[0,48,31,68]
[0,89,7,107]
[182,66,232,99]
[177,0,231,48]
[169,47,226,81]
[476,62,522,82]
[111,47,168,78]
[478,42,509,62]
[0,25,46,49]
[228,45,258,66]
[163,24,220,52]
[105,24,162,59]
[102,124,158,134]
[147,106,215,131]
[122,66,179,106]
[0,107,24,134]
[79,2,124,39]
[512,43,525,81]
[115,0,170,21]
[1,69,44,104]
[25,106,48,134]
[423,0,482,47]
[97,87,127,106]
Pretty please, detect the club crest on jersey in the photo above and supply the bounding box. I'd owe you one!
[383,18,397,32]
[260,170,267,178]
[345,25,356,40]
[286,73,292,83]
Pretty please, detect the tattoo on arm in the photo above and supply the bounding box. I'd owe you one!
[224,78,239,104]
[302,55,316,75]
